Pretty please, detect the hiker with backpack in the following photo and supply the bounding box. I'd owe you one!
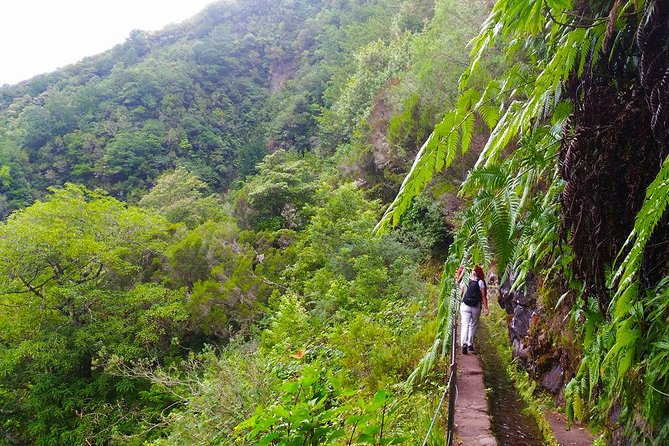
[459,266,488,355]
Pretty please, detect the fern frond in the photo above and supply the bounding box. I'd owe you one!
[457,88,482,112]
[507,189,522,226]
[375,109,462,233]
[611,154,669,302]
[460,114,475,154]
[490,199,514,276]
[460,165,510,195]
[478,104,501,130]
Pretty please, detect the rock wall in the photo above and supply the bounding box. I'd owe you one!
[497,271,567,398]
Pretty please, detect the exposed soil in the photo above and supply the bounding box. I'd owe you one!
[545,411,594,446]
[269,59,297,93]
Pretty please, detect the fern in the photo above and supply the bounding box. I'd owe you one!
[490,199,514,276]
[579,155,669,426]
[460,114,475,154]
[568,243,669,442]
[478,104,501,131]
[611,154,669,302]
[460,165,511,195]
[407,247,464,384]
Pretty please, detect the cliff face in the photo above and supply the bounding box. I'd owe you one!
[497,273,580,403]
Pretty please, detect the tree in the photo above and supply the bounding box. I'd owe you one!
[234,150,321,230]
[0,136,32,217]
[139,166,222,228]
[18,105,53,151]
[0,184,190,445]
[165,219,270,340]
[101,126,172,197]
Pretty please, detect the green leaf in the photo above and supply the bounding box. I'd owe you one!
[371,389,389,405]
[281,381,300,394]
[258,432,281,445]
[546,0,572,10]
[478,104,500,130]
[461,114,475,154]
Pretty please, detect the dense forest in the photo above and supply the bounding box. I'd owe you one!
[0,0,667,445]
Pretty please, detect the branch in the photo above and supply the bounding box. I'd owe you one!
[17,275,45,300]
[543,0,607,29]
[74,263,105,285]
[0,426,26,446]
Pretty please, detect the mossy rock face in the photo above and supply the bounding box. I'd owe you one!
[498,270,536,314]
[497,270,575,397]
[542,364,564,394]
[498,270,539,363]
[512,305,533,338]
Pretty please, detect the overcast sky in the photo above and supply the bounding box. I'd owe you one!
[0,0,218,85]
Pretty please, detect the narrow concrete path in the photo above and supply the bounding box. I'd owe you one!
[454,340,497,446]
[453,314,594,446]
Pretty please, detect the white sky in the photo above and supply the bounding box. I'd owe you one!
[0,0,218,85]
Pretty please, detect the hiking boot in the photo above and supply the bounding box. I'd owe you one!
[462,345,468,355]
[468,345,476,353]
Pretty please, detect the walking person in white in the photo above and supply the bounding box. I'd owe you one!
[459,267,488,355]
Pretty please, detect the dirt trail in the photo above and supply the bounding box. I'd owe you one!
[545,411,594,446]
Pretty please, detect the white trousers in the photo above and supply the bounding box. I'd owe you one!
[460,302,481,347]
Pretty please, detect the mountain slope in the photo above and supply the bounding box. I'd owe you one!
[0,0,419,206]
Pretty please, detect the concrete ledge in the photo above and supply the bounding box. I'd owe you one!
[454,346,497,445]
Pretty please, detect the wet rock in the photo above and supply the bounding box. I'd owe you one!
[498,270,541,367]
[513,285,534,307]
[497,271,535,313]
[606,404,634,446]
[511,305,534,338]
[512,338,530,360]
[542,364,564,394]
[497,278,514,314]
[496,271,575,399]
[495,269,584,415]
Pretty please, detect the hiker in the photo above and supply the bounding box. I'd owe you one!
[460,266,488,354]
[474,265,486,286]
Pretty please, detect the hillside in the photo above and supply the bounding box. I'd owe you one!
[0,0,415,207]
[1,0,668,445]
[0,1,492,445]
